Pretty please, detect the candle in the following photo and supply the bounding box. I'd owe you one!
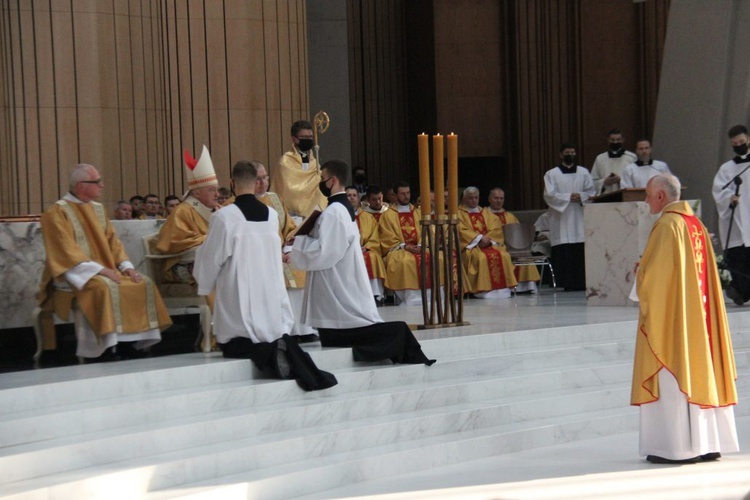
[447,133,458,215]
[433,134,445,216]
[418,133,431,218]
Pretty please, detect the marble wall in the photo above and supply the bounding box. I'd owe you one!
[0,220,164,330]
[584,200,701,306]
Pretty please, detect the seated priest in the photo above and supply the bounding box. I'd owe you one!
[193,160,336,391]
[38,164,172,359]
[457,186,518,298]
[485,187,540,293]
[378,181,430,306]
[361,185,389,222]
[156,146,220,283]
[254,160,317,340]
[347,186,387,304]
[291,160,434,365]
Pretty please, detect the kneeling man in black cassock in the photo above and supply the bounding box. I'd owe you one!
[291,159,435,365]
[193,160,337,391]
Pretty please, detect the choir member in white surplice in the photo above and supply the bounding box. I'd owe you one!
[291,160,434,365]
[193,160,336,391]
[620,139,672,189]
[543,142,597,291]
[590,128,637,194]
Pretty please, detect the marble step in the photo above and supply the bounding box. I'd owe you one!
[0,383,641,499]
[0,358,640,485]
[0,338,641,451]
[145,407,641,500]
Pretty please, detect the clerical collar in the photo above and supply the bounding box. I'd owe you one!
[465,206,481,213]
[635,159,653,166]
[558,164,577,174]
[608,148,625,158]
[63,192,87,204]
[184,195,215,222]
[733,154,750,164]
[490,208,505,214]
[328,193,355,221]
[396,204,412,213]
[234,193,269,222]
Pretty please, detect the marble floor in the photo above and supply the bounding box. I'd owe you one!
[1,290,748,499]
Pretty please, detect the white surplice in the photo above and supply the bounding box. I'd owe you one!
[620,160,672,189]
[590,150,637,194]
[193,204,294,344]
[543,166,597,246]
[713,157,750,249]
[291,201,383,329]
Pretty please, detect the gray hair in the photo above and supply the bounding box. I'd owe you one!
[462,186,479,199]
[651,173,681,201]
[69,164,96,190]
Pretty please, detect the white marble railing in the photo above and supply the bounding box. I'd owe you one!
[0,220,165,330]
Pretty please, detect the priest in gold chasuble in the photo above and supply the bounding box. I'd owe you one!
[631,174,738,464]
[486,187,540,292]
[38,164,172,358]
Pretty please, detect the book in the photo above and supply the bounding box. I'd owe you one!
[294,210,322,236]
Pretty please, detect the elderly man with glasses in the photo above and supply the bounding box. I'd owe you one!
[38,164,172,359]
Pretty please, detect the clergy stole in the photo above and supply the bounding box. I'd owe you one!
[679,213,712,358]
[355,213,375,279]
[468,212,510,289]
[399,210,432,287]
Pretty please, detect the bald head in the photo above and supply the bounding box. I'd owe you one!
[645,174,681,214]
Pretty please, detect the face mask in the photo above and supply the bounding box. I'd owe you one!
[297,138,314,152]
[733,143,749,156]
[319,178,332,197]
[563,154,576,165]
[609,142,623,152]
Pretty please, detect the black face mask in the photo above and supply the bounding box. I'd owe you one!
[319,178,332,197]
[733,143,749,156]
[563,154,576,165]
[609,142,623,152]
[297,138,314,152]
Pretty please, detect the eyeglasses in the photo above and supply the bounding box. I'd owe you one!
[79,179,103,185]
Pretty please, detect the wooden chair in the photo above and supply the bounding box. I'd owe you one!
[503,223,556,289]
[141,234,213,353]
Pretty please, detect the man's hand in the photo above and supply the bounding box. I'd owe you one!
[478,235,492,248]
[731,194,740,208]
[98,268,121,283]
[570,193,581,203]
[362,246,369,254]
[404,243,420,254]
[603,173,620,186]
[282,253,291,264]
[123,268,143,283]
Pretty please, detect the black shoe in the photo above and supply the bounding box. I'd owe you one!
[295,333,319,344]
[700,452,721,462]
[646,454,700,464]
[273,338,292,379]
[726,286,745,306]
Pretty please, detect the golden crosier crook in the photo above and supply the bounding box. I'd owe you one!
[313,111,330,166]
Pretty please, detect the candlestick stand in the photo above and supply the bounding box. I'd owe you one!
[419,215,469,329]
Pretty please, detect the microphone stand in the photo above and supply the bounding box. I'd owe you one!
[721,163,750,281]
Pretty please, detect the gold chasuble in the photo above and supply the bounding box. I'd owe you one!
[631,201,737,408]
[378,204,428,290]
[38,200,171,348]
[155,196,211,281]
[355,210,387,281]
[457,206,517,293]
[487,208,541,283]
[271,150,328,219]
[258,191,306,289]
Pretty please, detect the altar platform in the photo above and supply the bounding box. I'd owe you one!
[0,292,748,499]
